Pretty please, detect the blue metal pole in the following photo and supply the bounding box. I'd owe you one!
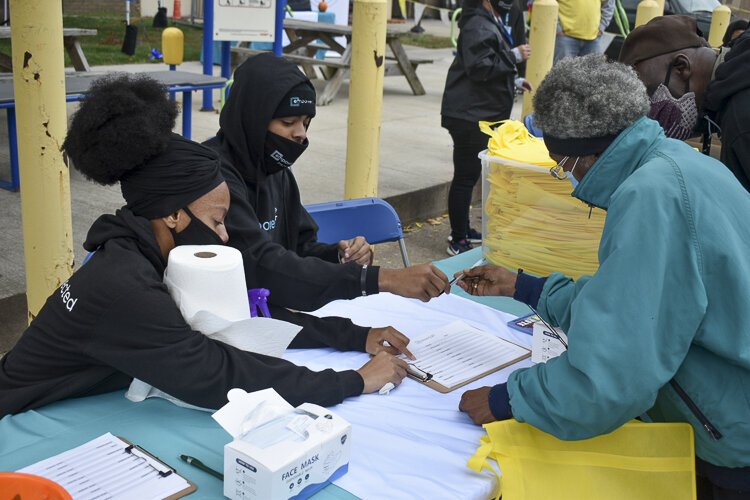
[220,41,231,79]
[273,0,288,56]
[182,91,192,139]
[202,0,215,111]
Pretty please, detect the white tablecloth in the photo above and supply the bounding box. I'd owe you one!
[284,292,534,500]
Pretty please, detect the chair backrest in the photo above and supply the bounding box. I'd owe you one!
[305,197,404,245]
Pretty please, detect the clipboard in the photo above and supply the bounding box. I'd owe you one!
[407,349,531,394]
[404,321,531,394]
[118,437,198,499]
[18,433,198,500]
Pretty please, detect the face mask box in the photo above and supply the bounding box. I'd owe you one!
[213,388,351,500]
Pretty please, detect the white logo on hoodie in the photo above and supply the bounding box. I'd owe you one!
[59,281,78,312]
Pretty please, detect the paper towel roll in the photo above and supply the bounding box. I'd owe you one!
[164,245,250,322]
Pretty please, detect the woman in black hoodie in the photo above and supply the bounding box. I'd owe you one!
[440,0,530,255]
[0,75,408,418]
[205,54,450,313]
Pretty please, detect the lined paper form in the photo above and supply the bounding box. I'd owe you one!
[18,433,192,500]
[403,321,530,389]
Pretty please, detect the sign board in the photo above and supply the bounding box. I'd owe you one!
[214,0,276,42]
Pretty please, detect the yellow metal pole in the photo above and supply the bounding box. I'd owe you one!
[522,0,558,118]
[344,0,387,199]
[10,0,74,322]
[708,5,732,47]
[635,0,660,27]
[654,0,665,15]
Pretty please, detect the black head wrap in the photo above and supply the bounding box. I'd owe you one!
[63,74,224,219]
[121,134,224,219]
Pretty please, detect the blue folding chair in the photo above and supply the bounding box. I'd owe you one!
[305,197,411,267]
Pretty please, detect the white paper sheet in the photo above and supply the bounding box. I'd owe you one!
[531,322,568,364]
[18,433,191,500]
[405,320,529,389]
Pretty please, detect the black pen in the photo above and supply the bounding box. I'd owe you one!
[180,454,224,480]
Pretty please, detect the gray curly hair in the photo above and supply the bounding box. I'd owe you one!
[533,55,650,139]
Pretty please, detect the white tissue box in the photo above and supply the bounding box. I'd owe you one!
[214,389,351,500]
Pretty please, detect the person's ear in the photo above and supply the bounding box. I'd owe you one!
[672,54,692,82]
[162,210,181,230]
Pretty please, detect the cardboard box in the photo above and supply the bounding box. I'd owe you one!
[214,389,351,500]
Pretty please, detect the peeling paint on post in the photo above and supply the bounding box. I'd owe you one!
[10,0,74,322]
[345,0,387,199]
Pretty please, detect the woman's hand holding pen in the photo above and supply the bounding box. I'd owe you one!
[455,265,518,297]
[366,326,416,360]
[357,352,409,394]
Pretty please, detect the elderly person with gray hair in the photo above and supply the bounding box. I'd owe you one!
[456,55,750,498]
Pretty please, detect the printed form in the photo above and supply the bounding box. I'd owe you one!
[404,320,530,390]
[18,433,191,499]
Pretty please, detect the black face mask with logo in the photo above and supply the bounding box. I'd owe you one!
[263,132,309,175]
[170,206,224,246]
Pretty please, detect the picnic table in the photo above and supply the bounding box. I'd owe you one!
[232,19,433,105]
[0,27,97,72]
[0,71,227,191]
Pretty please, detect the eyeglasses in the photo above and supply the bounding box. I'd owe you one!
[549,156,569,180]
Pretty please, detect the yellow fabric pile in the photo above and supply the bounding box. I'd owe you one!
[480,121,605,279]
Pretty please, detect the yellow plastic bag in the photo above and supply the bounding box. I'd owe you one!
[468,420,696,500]
[479,120,556,166]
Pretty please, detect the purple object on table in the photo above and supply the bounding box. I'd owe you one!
[248,288,271,318]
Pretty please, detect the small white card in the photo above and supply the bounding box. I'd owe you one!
[531,322,568,364]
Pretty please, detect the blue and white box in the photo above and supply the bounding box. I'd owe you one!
[213,388,351,499]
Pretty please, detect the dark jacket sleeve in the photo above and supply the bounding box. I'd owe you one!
[87,283,364,409]
[720,108,750,192]
[269,304,369,352]
[461,21,518,83]
[295,205,341,263]
[223,168,379,311]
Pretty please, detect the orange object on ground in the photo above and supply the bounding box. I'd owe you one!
[173,0,182,19]
[0,472,73,499]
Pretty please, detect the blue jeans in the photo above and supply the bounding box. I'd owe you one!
[554,34,604,64]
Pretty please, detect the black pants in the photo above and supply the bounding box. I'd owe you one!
[696,458,750,500]
[443,117,488,241]
[697,475,750,500]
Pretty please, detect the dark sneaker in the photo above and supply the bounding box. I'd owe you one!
[447,237,473,256]
[466,227,482,244]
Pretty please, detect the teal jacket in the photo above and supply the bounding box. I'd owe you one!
[507,117,750,467]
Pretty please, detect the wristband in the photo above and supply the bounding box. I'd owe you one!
[360,265,368,296]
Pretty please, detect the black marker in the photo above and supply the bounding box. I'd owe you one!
[180,454,224,480]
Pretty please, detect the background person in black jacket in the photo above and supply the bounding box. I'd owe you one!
[205,54,450,312]
[0,75,409,418]
[620,15,750,193]
[440,0,531,256]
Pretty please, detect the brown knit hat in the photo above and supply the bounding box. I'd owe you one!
[619,15,709,66]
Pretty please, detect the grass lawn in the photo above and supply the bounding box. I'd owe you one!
[400,33,454,49]
[0,15,205,67]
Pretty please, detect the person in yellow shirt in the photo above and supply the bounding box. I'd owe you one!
[554,0,614,63]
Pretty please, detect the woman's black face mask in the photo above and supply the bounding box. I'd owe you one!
[263,132,309,174]
[170,206,224,246]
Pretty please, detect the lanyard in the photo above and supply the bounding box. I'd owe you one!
[497,14,514,47]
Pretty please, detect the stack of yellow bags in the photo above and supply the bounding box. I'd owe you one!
[480,121,606,279]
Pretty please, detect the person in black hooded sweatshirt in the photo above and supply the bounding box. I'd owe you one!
[0,75,409,418]
[440,0,531,255]
[204,53,450,314]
